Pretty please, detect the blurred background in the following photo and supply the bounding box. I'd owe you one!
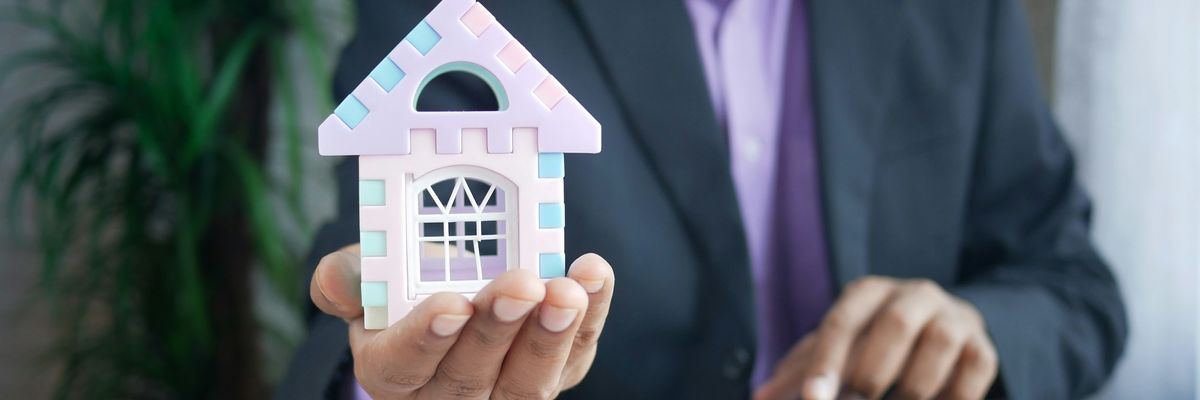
[0,0,1195,398]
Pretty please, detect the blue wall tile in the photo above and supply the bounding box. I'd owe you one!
[359,180,386,206]
[360,231,387,257]
[406,21,441,55]
[538,153,565,178]
[538,203,565,229]
[369,58,406,92]
[335,95,369,129]
[361,282,388,307]
[539,253,566,278]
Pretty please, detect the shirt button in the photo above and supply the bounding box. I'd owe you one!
[723,346,752,380]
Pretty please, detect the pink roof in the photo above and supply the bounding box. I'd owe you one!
[318,0,601,156]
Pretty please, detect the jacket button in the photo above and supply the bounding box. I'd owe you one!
[722,346,752,380]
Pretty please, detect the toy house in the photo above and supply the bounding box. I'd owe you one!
[318,0,601,329]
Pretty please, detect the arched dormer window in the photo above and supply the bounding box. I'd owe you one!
[413,61,509,112]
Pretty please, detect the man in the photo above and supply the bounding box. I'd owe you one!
[278,0,1127,398]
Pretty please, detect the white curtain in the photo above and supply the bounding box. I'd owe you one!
[1054,1,1200,398]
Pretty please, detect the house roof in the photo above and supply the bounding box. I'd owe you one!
[318,0,601,156]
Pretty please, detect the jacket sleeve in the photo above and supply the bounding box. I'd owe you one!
[949,1,1128,398]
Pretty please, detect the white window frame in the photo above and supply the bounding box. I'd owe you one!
[407,166,518,296]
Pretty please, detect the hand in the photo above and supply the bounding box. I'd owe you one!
[311,244,616,399]
[755,277,998,400]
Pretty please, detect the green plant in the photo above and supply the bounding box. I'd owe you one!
[1,0,334,398]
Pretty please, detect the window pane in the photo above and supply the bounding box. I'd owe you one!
[448,255,478,281]
[478,239,498,256]
[464,179,491,206]
[481,220,498,235]
[487,188,500,206]
[419,241,448,282]
[420,190,439,215]
[484,188,505,212]
[481,238,506,279]
[422,222,444,237]
[429,179,456,200]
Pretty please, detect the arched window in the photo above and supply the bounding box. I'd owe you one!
[415,70,501,112]
[410,167,517,294]
[413,61,509,112]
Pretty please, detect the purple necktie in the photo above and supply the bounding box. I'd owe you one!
[752,0,835,384]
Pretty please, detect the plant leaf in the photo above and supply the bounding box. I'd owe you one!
[185,26,265,167]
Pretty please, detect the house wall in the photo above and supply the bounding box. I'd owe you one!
[358,127,565,327]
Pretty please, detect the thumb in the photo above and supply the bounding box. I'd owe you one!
[310,244,364,321]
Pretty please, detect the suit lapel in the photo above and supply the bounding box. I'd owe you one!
[566,0,755,329]
[808,0,910,287]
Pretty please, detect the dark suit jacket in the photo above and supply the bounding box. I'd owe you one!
[277,1,1128,398]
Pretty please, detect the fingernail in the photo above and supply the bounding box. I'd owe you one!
[430,314,470,337]
[805,373,838,400]
[578,279,604,294]
[492,296,537,322]
[539,305,579,333]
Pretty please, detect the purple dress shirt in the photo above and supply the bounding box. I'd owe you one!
[684,0,832,386]
[353,1,830,396]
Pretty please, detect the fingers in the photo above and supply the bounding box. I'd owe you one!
[805,277,896,399]
[938,332,999,400]
[493,278,590,399]
[757,277,896,400]
[422,269,546,398]
[350,292,474,398]
[310,244,363,321]
[758,277,999,400]
[846,280,945,398]
[892,311,968,400]
[561,254,616,387]
[335,251,615,398]
[752,333,818,400]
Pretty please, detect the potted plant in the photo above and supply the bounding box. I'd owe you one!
[1,0,337,397]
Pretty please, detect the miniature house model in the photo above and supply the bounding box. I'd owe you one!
[318,0,601,329]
